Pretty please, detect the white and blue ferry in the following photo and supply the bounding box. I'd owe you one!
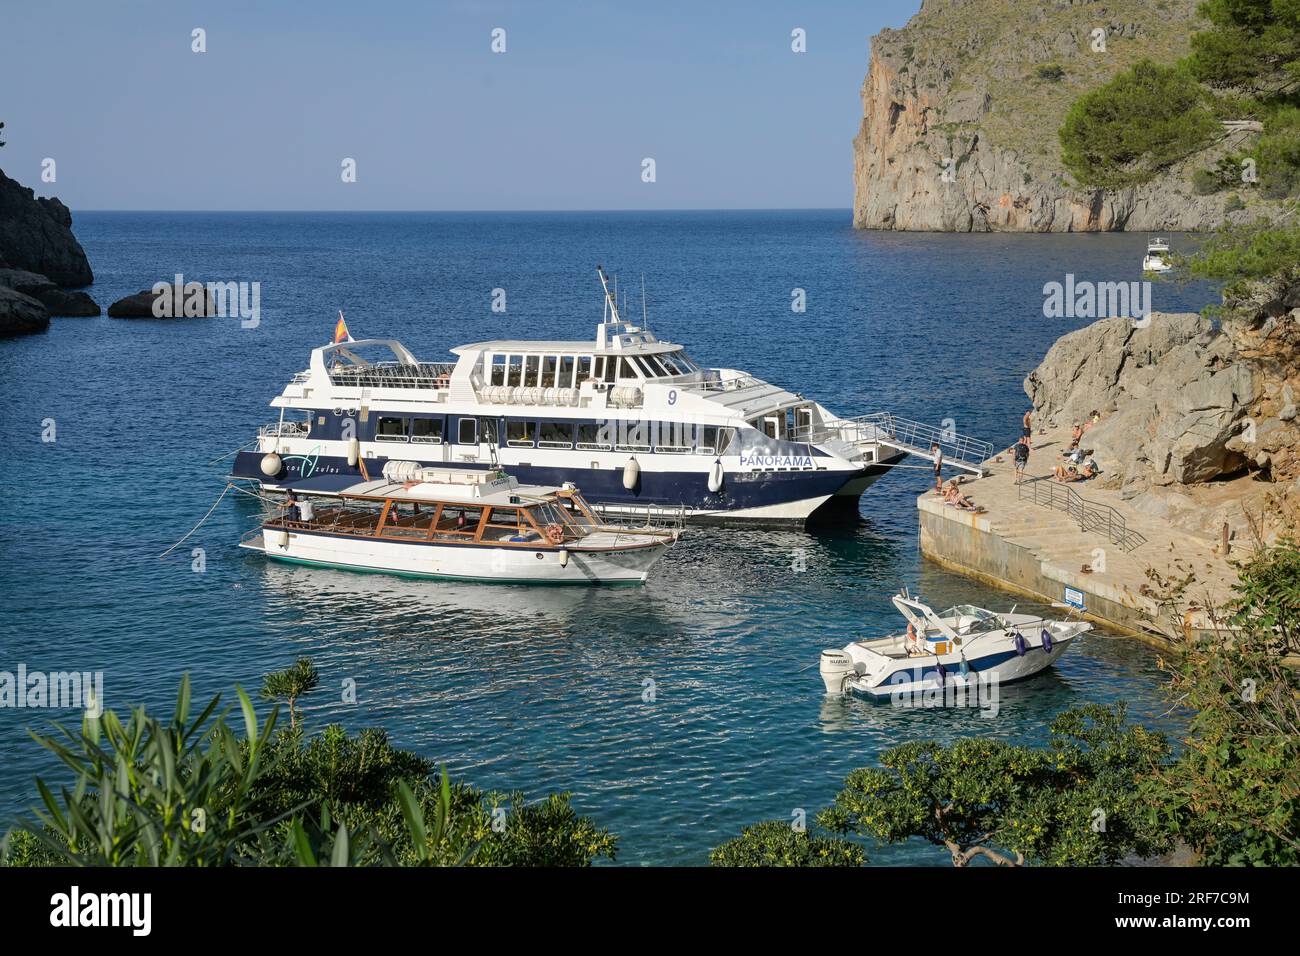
[231,268,990,524]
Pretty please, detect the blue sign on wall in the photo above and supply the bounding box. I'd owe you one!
[1064,586,1086,611]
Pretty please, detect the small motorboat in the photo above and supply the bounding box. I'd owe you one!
[239,464,679,585]
[1142,237,1172,273]
[819,592,1089,698]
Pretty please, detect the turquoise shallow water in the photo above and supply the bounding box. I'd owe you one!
[0,211,1207,864]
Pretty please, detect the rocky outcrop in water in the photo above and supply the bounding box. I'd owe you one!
[0,285,51,337]
[0,268,99,316]
[108,285,217,319]
[0,168,94,286]
[852,0,1244,232]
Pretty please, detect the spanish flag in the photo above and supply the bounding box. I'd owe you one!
[333,310,354,344]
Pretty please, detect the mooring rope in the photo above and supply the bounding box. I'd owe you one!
[227,483,282,506]
[206,439,258,466]
[158,483,235,559]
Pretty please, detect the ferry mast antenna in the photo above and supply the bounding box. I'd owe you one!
[597,264,621,323]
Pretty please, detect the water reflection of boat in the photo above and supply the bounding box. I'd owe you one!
[253,555,618,623]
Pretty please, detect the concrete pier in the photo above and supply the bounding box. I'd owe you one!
[917,425,1240,650]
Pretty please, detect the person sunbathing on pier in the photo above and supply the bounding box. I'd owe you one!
[1053,460,1096,482]
[1069,422,1083,452]
[943,480,985,512]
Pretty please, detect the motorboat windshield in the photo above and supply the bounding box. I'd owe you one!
[938,604,1003,634]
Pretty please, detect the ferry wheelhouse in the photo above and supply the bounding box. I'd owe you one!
[231,268,991,524]
[239,466,677,585]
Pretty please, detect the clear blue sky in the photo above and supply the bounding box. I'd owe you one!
[1,0,920,211]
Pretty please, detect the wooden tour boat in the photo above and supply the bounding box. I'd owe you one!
[239,465,679,585]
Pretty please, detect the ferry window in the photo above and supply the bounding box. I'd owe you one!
[490,355,506,387]
[457,418,477,444]
[696,425,718,454]
[506,355,523,387]
[411,418,443,444]
[376,417,409,442]
[524,355,540,387]
[657,420,691,453]
[633,356,658,378]
[717,427,737,454]
[559,355,575,388]
[603,357,617,384]
[541,356,558,388]
[645,355,671,377]
[616,420,651,452]
[479,417,499,445]
[577,355,592,384]
[539,421,573,448]
[506,420,535,447]
[576,422,612,450]
[618,358,638,380]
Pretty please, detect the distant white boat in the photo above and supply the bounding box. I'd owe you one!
[239,465,679,585]
[1142,237,1172,273]
[819,593,1089,698]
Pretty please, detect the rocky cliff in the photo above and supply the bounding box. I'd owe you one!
[0,168,93,286]
[1025,280,1300,540]
[853,0,1241,232]
[0,166,98,336]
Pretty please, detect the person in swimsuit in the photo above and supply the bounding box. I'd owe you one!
[1022,410,1032,448]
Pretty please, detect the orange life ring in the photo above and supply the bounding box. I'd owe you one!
[545,524,565,545]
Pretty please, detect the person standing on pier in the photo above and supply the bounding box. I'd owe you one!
[931,442,944,493]
[1013,436,1030,484]
[1022,410,1032,448]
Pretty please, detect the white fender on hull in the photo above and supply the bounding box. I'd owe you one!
[260,452,282,477]
[707,458,724,493]
[347,436,360,467]
[622,456,640,491]
[559,548,569,567]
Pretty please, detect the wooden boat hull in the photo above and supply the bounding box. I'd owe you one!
[241,528,668,585]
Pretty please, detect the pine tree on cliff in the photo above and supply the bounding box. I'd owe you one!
[1188,0,1300,97]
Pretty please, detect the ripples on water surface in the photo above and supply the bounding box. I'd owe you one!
[0,211,1204,864]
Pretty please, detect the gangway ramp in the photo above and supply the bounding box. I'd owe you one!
[799,412,993,478]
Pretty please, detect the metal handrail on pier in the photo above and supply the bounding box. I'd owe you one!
[1017,476,1146,552]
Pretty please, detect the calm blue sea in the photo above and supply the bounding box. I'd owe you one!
[0,211,1211,865]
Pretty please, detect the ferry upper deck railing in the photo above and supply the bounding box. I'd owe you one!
[1017,475,1146,552]
[259,421,310,438]
[327,361,457,389]
[682,373,765,393]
